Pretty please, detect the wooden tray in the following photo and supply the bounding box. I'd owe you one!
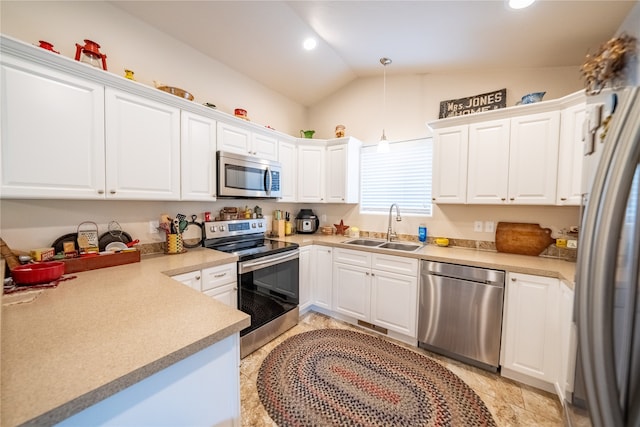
[495,222,555,256]
[61,250,140,273]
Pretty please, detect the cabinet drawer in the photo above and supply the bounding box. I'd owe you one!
[333,248,371,267]
[372,254,418,276]
[201,263,237,291]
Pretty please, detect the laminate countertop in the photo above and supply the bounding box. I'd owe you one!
[1,249,250,427]
[278,234,577,287]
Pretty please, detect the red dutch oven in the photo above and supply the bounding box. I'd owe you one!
[11,261,65,285]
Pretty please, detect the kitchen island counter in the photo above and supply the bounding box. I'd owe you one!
[1,248,250,427]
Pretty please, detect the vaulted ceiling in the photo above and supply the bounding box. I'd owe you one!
[111,1,636,106]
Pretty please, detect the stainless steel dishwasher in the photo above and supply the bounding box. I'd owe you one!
[418,260,505,372]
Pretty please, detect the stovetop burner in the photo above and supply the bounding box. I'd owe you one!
[202,218,298,260]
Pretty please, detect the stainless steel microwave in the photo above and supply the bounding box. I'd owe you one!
[217,151,282,198]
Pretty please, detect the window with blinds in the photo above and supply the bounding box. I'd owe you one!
[360,138,433,216]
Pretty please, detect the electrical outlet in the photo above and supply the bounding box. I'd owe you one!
[473,221,483,232]
[484,221,495,233]
[149,220,160,234]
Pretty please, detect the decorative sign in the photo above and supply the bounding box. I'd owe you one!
[439,88,507,118]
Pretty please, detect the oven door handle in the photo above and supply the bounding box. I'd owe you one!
[239,250,299,274]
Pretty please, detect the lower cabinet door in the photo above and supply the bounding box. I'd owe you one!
[332,262,370,320]
[370,269,418,337]
[204,286,237,309]
[502,272,559,383]
[313,246,333,310]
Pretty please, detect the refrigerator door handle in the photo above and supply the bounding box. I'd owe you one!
[577,87,640,427]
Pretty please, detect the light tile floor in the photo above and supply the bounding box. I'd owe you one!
[240,311,567,427]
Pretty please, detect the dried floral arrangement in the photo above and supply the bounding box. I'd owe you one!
[581,34,637,95]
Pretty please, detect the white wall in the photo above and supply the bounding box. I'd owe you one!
[0,1,590,250]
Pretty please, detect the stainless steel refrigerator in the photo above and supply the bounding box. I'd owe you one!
[574,85,640,426]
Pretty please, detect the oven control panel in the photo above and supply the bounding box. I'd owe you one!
[204,219,265,239]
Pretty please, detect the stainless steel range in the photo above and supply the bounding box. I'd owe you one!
[203,218,299,358]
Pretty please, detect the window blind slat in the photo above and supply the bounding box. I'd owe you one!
[360,139,433,216]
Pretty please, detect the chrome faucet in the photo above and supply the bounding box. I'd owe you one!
[387,203,401,242]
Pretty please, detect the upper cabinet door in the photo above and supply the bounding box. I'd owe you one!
[508,112,560,205]
[217,122,251,155]
[278,140,297,202]
[467,119,510,204]
[557,104,586,206]
[1,55,106,199]
[181,111,217,201]
[251,132,278,161]
[297,144,325,203]
[325,144,348,203]
[432,125,469,204]
[105,88,180,200]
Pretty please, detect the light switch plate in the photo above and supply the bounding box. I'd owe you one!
[474,221,483,232]
[484,221,495,233]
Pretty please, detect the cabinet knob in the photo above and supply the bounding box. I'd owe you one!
[196,276,201,280]
[233,287,238,291]
[509,197,515,201]
[432,198,436,201]
[501,198,506,201]
[366,272,370,276]
[511,277,516,282]
[371,273,375,276]
[561,197,567,201]
[110,190,116,194]
[97,189,104,194]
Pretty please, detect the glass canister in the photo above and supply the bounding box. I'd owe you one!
[418,224,427,243]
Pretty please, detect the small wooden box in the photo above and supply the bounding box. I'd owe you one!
[62,250,141,273]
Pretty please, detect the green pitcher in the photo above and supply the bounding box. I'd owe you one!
[300,130,315,138]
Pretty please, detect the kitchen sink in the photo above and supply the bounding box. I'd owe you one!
[378,242,422,252]
[343,238,386,247]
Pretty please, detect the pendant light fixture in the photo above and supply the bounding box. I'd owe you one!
[378,57,392,153]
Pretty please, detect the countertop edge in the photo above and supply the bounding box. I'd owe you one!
[23,318,250,427]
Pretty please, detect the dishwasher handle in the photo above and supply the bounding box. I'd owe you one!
[421,260,505,285]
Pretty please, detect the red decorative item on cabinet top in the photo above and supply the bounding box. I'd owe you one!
[75,39,107,71]
[38,40,59,54]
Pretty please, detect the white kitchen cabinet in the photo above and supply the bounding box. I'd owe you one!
[325,138,361,203]
[216,122,278,161]
[501,272,559,389]
[251,132,279,160]
[508,111,560,204]
[0,54,106,199]
[557,281,577,401]
[333,262,371,320]
[298,245,313,312]
[467,119,511,204]
[278,139,297,202]
[557,103,586,205]
[332,248,418,339]
[466,112,560,205]
[201,263,238,309]
[298,143,326,203]
[180,111,217,201]
[312,246,333,310]
[171,270,202,291]
[105,88,181,200]
[432,125,469,204]
[171,263,237,309]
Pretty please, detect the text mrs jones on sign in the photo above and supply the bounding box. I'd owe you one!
[439,88,507,119]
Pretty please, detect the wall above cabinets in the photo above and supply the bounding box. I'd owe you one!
[428,90,586,207]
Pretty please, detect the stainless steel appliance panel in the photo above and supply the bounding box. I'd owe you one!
[217,151,281,198]
[418,261,505,371]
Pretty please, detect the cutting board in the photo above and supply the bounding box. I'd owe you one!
[495,222,555,256]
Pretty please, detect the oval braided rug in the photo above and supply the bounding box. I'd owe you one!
[257,329,496,427]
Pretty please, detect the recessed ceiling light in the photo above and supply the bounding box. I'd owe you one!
[508,0,535,9]
[303,38,317,50]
